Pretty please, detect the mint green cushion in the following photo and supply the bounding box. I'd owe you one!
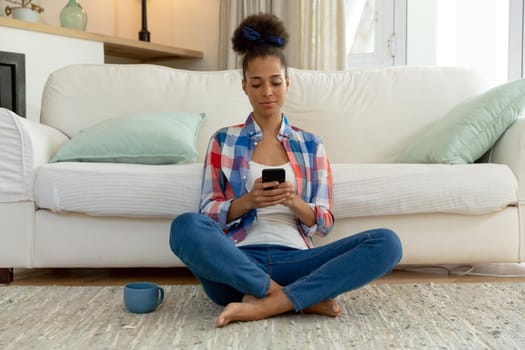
[51,112,205,164]
[399,79,525,164]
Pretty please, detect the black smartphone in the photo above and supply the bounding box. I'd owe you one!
[262,168,286,190]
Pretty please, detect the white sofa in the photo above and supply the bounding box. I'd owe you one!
[1,64,523,283]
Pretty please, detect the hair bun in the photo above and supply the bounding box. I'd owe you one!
[232,13,289,55]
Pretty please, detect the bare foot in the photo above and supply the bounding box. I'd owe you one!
[303,300,341,317]
[215,302,254,327]
[215,296,341,327]
[215,289,293,328]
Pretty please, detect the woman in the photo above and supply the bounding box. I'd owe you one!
[170,13,402,328]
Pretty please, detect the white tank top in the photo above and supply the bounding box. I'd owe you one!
[236,161,308,250]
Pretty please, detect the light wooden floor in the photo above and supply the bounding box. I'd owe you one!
[8,264,525,286]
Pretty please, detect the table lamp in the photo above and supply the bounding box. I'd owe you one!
[139,0,151,42]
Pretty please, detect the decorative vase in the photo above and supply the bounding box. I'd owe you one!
[5,4,44,23]
[60,0,87,31]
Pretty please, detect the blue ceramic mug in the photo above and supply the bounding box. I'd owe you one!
[123,282,165,314]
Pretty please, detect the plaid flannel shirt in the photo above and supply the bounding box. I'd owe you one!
[199,113,334,247]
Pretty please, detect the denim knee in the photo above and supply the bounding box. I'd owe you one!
[169,212,202,254]
[372,228,403,271]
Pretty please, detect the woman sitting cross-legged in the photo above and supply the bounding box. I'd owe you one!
[169,13,403,328]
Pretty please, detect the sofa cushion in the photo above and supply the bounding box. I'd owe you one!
[34,162,517,219]
[399,79,525,164]
[331,163,517,218]
[50,112,205,165]
[35,162,203,217]
[41,65,488,164]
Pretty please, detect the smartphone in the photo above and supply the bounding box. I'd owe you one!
[262,168,286,190]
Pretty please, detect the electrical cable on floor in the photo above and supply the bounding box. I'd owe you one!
[395,264,525,278]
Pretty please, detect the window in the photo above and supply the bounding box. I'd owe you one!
[345,0,523,83]
[345,0,406,69]
[346,0,376,55]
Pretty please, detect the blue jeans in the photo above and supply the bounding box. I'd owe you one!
[169,212,402,312]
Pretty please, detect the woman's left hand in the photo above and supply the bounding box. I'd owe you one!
[278,181,297,208]
[278,181,316,227]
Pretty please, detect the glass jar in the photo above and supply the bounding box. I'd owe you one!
[60,0,87,31]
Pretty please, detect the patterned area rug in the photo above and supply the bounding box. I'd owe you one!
[1,283,524,349]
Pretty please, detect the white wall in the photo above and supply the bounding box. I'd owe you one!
[0,26,103,122]
[406,0,436,66]
[407,0,509,86]
[452,0,508,86]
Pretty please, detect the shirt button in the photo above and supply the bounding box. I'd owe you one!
[242,176,246,180]
[254,142,258,145]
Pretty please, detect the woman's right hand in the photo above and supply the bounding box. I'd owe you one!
[248,177,290,208]
[227,177,290,222]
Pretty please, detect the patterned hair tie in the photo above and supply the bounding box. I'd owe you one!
[242,26,285,47]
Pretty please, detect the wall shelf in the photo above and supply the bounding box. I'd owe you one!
[0,17,203,61]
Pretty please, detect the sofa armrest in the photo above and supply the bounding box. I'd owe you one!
[490,117,525,198]
[0,108,68,202]
[18,115,69,169]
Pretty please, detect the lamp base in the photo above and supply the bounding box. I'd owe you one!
[139,30,151,42]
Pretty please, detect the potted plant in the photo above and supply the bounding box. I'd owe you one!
[5,0,44,23]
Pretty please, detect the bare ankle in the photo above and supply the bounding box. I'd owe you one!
[303,300,341,317]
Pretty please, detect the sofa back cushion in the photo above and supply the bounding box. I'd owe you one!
[41,64,487,163]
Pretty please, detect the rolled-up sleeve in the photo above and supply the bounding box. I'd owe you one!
[300,141,334,237]
[199,135,233,230]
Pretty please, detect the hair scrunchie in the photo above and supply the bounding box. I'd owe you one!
[242,26,285,47]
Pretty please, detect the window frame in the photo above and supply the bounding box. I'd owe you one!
[509,0,524,80]
[345,0,407,69]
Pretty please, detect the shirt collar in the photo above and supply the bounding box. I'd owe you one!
[244,113,292,141]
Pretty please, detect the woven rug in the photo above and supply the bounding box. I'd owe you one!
[1,282,524,349]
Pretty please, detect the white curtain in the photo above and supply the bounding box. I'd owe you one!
[218,0,347,71]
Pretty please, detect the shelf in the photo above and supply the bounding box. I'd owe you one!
[0,17,203,61]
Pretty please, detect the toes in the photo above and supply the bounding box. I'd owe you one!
[331,303,341,316]
[215,316,228,328]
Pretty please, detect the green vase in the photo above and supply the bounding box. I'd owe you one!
[60,0,87,31]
